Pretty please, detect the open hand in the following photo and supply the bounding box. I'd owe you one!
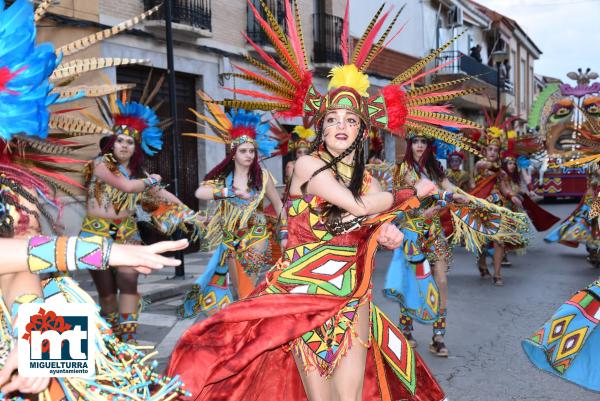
[452,193,469,204]
[414,179,437,198]
[233,188,251,200]
[110,239,189,274]
[0,345,50,395]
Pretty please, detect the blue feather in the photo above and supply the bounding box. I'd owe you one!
[0,0,58,140]
[115,100,164,156]
[227,109,277,158]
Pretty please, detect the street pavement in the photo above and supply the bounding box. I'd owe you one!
[79,202,599,401]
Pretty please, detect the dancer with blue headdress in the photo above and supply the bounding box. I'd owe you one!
[177,91,285,318]
[0,0,191,399]
[80,80,200,343]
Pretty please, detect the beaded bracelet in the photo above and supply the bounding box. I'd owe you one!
[279,218,289,241]
[431,191,454,203]
[143,177,160,188]
[27,235,112,274]
[212,187,235,200]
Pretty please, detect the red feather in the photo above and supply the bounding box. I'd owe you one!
[354,10,390,69]
[0,66,25,95]
[242,32,295,84]
[341,1,350,65]
[233,64,285,92]
[381,85,408,134]
[230,126,258,140]
[223,87,289,103]
[284,0,304,69]
[113,115,148,133]
[246,0,301,79]
[53,106,88,114]
[30,166,85,189]
[26,154,85,164]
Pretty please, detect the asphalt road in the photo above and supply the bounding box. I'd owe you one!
[141,202,599,401]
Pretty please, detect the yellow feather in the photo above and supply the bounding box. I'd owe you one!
[328,65,370,97]
[196,90,232,131]
[182,133,226,144]
[293,126,315,140]
[189,109,228,133]
[487,127,503,137]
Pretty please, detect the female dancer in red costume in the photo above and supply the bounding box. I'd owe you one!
[167,2,485,400]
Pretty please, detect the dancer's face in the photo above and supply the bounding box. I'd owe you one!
[322,109,360,156]
[296,146,309,158]
[486,144,500,162]
[449,156,462,170]
[113,134,135,164]
[506,159,516,173]
[411,137,428,162]
[233,142,256,168]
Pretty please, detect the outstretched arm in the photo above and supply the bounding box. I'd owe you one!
[293,156,434,216]
[0,237,188,275]
[293,155,393,216]
[94,160,160,193]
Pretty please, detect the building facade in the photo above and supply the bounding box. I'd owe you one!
[350,0,542,160]
[36,0,348,233]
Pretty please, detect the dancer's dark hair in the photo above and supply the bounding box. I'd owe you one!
[298,121,367,226]
[501,158,520,184]
[100,135,145,179]
[204,145,263,190]
[404,136,445,182]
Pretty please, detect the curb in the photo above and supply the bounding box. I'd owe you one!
[145,282,195,303]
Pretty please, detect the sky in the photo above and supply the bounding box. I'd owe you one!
[474,0,600,81]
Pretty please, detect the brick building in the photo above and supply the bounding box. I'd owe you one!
[34,0,348,233]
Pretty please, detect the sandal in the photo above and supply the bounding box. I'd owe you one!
[493,275,504,286]
[429,335,449,357]
[501,256,512,267]
[403,332,417,348]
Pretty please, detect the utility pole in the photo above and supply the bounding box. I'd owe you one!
[164,0,185,277]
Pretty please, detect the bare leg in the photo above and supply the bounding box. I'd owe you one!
[432,259,448,311]
[116,267,140,342]
[331,302,370,401]
[430,259,449,357]
[292,350,332,401]
[492,242,504,286]
[227,258,239,300]
[89,269,118,314]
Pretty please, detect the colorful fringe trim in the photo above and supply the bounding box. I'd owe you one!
[0,276,191,401]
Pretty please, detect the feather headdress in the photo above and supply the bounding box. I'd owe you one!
[217,0,482,154]
[0,0,159,235]
[91,72,169,156]
[185,90,277,158]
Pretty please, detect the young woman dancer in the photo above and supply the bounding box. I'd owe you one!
[166,2,485,399]
[178,102,284,318]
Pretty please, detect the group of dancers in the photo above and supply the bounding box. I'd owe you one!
[1,0,599,400]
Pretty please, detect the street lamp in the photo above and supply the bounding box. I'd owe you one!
[490,50,508,115]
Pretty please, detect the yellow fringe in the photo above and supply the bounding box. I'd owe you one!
[449,189,530,253]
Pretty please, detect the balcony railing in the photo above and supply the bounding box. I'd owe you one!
[436,50,500,87]
[143,0,211,31]
[247,0,286,45]
[313,12,343,65]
